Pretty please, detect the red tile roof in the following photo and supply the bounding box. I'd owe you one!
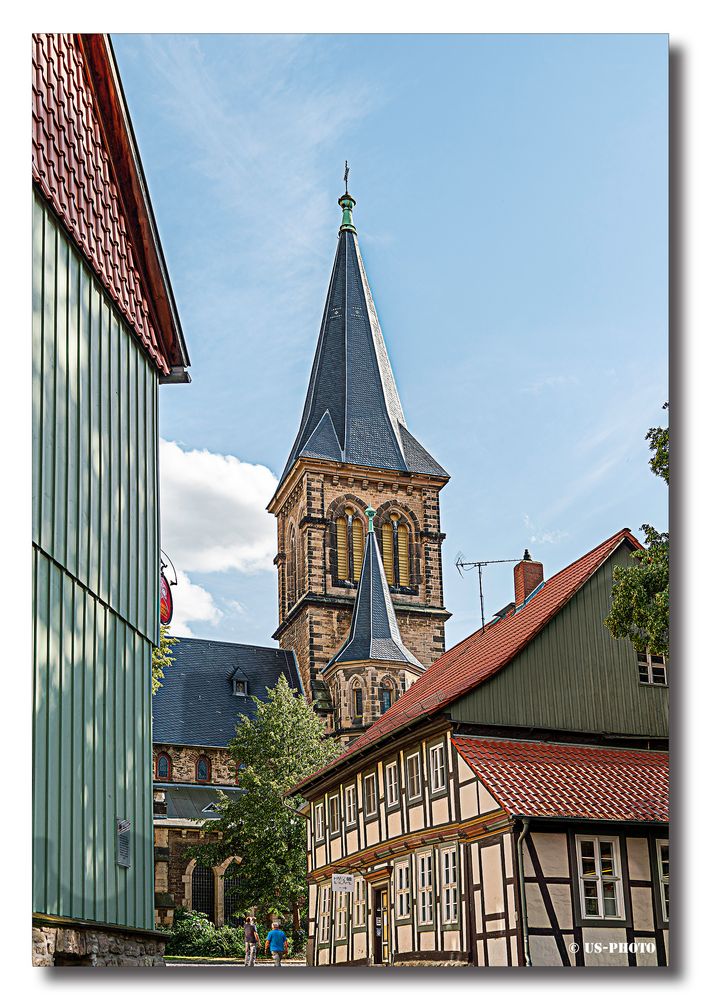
[32,34,188,376]
[293,528,642,794]
[452,737,668,823]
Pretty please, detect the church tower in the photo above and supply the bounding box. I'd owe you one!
[268,181,450,725]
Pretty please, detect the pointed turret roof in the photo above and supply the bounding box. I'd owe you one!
[325,508,424,671]
[279,188,447,484]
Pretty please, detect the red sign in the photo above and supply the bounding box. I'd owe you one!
[160,573,173,626]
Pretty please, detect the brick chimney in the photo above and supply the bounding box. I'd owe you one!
[514,549,544,606]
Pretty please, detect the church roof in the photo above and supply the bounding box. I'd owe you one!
[325,510,423,671]
[279,192,447,484]
[153,638,303,748]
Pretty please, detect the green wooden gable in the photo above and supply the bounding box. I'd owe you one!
[450,545,668,739]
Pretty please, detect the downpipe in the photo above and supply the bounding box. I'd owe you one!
[516,818,532,967]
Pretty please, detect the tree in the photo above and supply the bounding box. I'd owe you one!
[152,625,178,696]
[193,676,339,926]
[604,404,669,655]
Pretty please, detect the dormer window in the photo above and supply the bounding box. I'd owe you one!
[233,678,248,696]
[637,649,668,686]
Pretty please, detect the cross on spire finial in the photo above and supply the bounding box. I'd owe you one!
[344,160,350,194]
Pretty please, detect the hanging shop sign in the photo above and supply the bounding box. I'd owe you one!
[160,572,173,626]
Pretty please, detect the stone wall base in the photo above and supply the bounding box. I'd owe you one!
[32,918,166,967]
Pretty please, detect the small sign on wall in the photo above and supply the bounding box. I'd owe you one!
[116,819,131,868]
[331,873,353,893]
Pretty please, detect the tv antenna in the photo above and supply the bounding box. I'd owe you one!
[455,554,522,633]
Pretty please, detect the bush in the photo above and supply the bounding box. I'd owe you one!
[164,909,245,958]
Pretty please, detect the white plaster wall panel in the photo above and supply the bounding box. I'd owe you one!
[525,883,548,927]
[532,832,569,877]
[397,924,412,953]
[419,930,436,951]
[627,838,652,881]
[336,944,347,964]
[507,882,517,923]
[549,883,573,928]
[330,839,341,862]
[631,886,655,931]
[366,820,380,845]
[477,783,500,815]
[443,930,460,950]
[460,781,478,819]
[504,833,513,878]
[408,805,423,831]
[485,917,506,933]
[387,811,401,838]
[432,796,449,825]
[487,937,509,966]
[315,845,325,868]
[482,843,505,913]
[346,829,358,854]
[474,890,483,932]
[510,934,519,966]
[530,935,562,966]
[582,927,628,966]
[456,756,475,782]
[634,939,660,966]
[318,948,329,965]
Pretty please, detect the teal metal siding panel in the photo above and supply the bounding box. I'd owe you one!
[33,192,160,644]
[32,191,159,931]
[33,550,156,927]
[451,548,668,738]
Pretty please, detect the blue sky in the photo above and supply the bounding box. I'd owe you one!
[112,33,668,648]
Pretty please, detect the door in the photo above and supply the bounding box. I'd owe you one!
[373,885,390,965]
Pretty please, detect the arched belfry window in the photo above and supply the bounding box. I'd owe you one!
[379,678,395,715]
[288,525,297,607]
[381,512,410,588]
[335,506,364,583]
[156,752,172,781]
[196,755,211,783]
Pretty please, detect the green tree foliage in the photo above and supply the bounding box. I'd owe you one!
[604,404,669,655]
[152,625,178,696]
[193,677,339,926]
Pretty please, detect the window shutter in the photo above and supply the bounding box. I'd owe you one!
[382,522,395,584]
[336,517,349,579]
[397,524,410,586]
[352,519,364,581]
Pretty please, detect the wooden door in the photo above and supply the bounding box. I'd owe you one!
[373,885,390,964]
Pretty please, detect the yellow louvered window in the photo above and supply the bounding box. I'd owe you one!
[352,518,364,581]
[336,517,349,580]
[382,522,395,584]
[397,523,410,587]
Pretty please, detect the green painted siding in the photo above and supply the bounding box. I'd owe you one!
[451,546,668,738]
[32,190,159,930]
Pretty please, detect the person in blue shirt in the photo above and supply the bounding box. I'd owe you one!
[265,922,288,966]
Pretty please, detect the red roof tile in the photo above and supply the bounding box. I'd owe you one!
[32,34,186,376]
[293,528,642,793]
[452,737,668,823]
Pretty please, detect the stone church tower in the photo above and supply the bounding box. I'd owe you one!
[268,184,450,731]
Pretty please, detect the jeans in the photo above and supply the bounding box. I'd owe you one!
[272,950,283,966]
[245,942,257,966]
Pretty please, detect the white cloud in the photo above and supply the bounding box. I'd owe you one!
[520,374,578,395]
[170,571,223,638]
[160,438,278,576]
[523,513,569,546]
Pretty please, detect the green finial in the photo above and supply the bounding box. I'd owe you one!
[365,506,376,532]
[339,160,356,234]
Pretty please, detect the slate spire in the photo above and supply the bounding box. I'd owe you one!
[279,186,447,484]
[325,508,423,671]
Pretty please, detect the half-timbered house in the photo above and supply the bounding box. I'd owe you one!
[291,530,669,967]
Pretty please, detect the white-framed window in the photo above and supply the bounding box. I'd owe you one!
[395,860,411,918]
[406,752,422,800]
[319,884,331,942]
[441,846,458,923]
[386,761,399,807]
[329,794,340,835]
[364,773,378,816]
[353,877,366,927]
[575,835,625,919]
[314,802,325,841]
[637,648,668,685]
[336,890,348,939]
[345,784,357,826]
[418,852,434,924]
[233,678,248,696]
[657,839,669,922]
[430,743,446,792]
